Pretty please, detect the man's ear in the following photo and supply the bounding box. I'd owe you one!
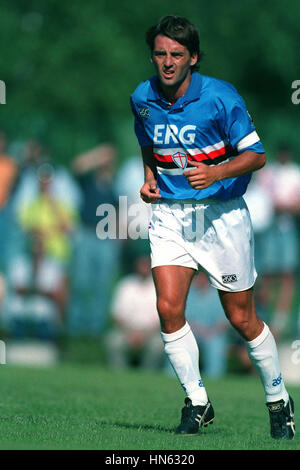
[190,53,198,67]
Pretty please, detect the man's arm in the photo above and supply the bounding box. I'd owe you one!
[72,144,115,175]
[139,146,161,203]
[184,150,266,190]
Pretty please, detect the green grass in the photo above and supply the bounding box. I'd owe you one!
[0,364,299,450]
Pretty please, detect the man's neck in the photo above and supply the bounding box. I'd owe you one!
[158,73,192,104]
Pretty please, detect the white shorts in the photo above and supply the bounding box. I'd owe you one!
[149,197,257,292]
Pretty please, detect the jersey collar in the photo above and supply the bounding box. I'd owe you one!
[147,73,203,106]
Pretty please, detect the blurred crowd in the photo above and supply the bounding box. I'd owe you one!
[0,130,299,379]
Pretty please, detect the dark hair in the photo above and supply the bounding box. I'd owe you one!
[146,15,204,71]
[277,143,292,154]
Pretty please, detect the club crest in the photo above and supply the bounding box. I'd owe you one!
[172,151,188,170]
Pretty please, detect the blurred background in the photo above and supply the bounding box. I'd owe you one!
[0,0,299,383]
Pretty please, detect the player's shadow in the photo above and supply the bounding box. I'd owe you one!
[98,419,218,435]
[98,419,173,434]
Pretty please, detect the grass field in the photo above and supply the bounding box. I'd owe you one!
[0,364,299,450]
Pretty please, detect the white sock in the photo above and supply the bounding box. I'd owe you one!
[245,322,289,404]
[161,322,208,406]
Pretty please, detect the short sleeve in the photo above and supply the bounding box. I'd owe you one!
[218,85,265,154]
[130,96,153,147]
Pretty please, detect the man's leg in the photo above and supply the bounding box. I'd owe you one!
[218,287,289,402]
[152,265,209,406]
[219,287,295,439]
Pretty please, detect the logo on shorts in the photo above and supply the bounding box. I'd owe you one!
[172,151,188,170]
[222,274,238,284]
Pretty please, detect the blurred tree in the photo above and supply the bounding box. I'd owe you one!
[0,0,299,164]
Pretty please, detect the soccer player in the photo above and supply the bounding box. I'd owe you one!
[130,15,295,439]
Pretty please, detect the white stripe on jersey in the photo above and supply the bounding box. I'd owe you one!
[201,140,226,154]
[157,166,196,176]
[237,131,260,152]
[154,147,200,156]
[153,140,226,157]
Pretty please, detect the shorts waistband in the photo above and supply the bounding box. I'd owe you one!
[152,197,241,206]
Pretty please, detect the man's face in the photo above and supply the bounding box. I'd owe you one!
[152,34,197,92]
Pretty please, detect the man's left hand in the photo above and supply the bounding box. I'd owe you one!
[183,162,218,189]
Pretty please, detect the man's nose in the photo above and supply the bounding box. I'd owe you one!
[164,54,173,67]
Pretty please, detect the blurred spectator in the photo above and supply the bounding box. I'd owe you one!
[243,175,274,336]
[243,174,274,277]
[115,154,144,206]
[105,254,163,370]
[68,144,121,336]
[0,130,18,273]
[115,154,151,274]
[0,131,18,209]
[12,139,82,216]
[1,167,77,339]
[184,272,230,379]
[254,144,300,339]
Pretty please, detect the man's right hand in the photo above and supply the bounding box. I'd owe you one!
[140,181,161,203]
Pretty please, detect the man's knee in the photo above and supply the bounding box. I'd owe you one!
[219,289,261,339]
[157,296,183,319]
[226,306,263,341]
[157,296,185,333]
[228,309,250,332]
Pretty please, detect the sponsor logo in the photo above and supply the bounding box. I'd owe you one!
[272,373,282,387]
[153,124,196,145]
[139,107,150,118]
[172,151,188,170]
[268,403,283,412]
[222,274,238,284]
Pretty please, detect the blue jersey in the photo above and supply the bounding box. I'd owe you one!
[130,73,265,201]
